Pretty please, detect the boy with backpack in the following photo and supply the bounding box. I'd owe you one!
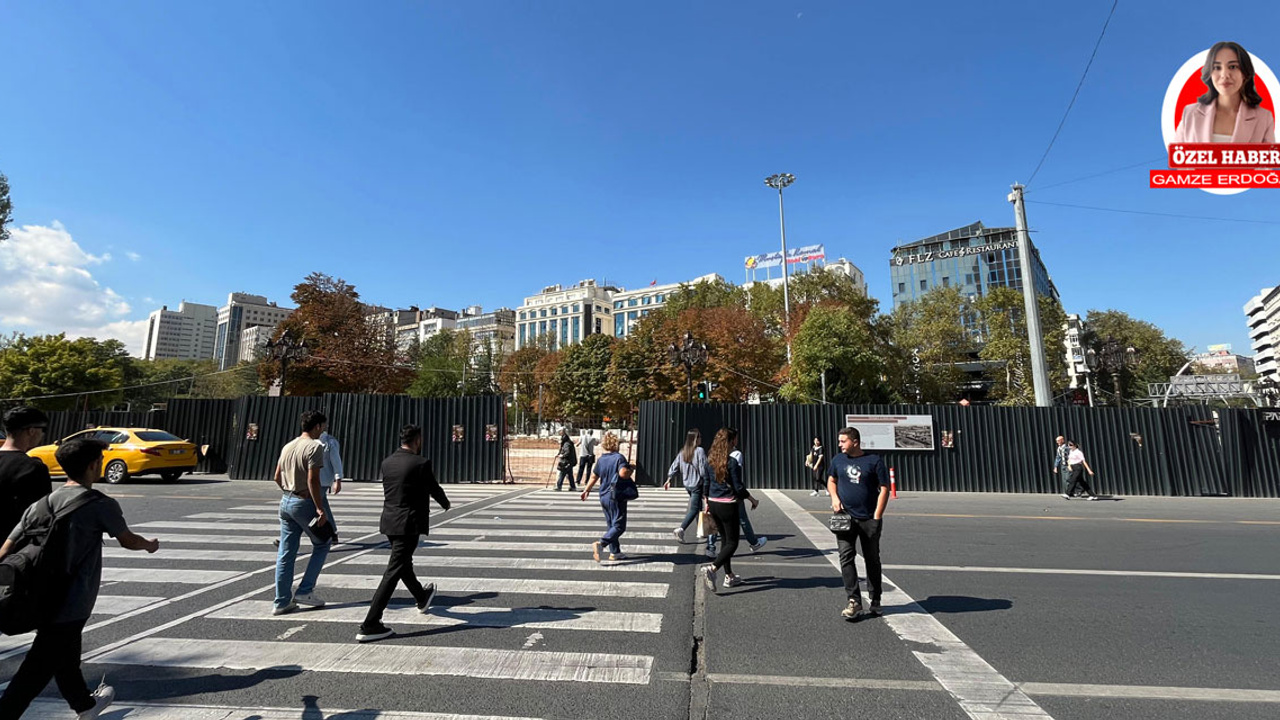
[0,438,160,719]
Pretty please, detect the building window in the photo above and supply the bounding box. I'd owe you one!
[614,301,623,309]
[572,317,580,342]
[540,309,547,318]
[539,321,547,336]
[628,299,637,307]
[942,277,950,287]
[615,314,625,337]
[573,304,580,313]
[898,282,905,294]
[642,296,651,305]
[551,307,557,316]
[920,280,927,291]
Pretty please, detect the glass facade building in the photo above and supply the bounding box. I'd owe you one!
[889,221,1058,308]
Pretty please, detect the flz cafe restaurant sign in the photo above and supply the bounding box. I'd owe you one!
[893,240,1015,266]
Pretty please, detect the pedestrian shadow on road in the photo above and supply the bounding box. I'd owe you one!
[298,693,388,719]
[96,664,305,705]
[391,604,595,640]
[716,575,844,595]
[916,595,1013,614]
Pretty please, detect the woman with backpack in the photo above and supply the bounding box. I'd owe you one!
[665,429,709,543]
[579,432,636,562]
[700,428,751,592]
[554,430,577,491]
[805,436,828,496]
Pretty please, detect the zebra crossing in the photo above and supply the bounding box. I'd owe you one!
[61,483,700,718]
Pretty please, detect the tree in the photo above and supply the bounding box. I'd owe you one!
[890,287,977,402]
[262,272,411,395]
[1082,309,1188,402]
[499,345,549,422]
[0,334,131,410]
[605,311,677,413]
[662,277,747,315]
[663,307,785,402]
[551,334,616,418]
[533,350,565,421]
[0,172,12,243]
[784,305,897,404]
[407,329,470,398]
[975,288,1068,405]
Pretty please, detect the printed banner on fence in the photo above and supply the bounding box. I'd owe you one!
[844,414,935,451]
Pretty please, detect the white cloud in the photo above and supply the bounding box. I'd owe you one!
[126,251,142,262]
[0,222,150,355]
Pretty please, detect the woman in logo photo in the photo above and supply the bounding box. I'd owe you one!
[1173,41,1275,144]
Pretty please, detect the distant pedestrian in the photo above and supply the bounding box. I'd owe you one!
[700,428,749,592]
[0,437,159,719]
[555,430,578,491]
[576,430,598,487]
[0,407,52,538]
[318,428,345,539]
[272,410,332,616]
[805,436,828,496]
[1052,435,1071,496]
[357,424,452,642]
[1062,441,1099,501]
[828,426,890,620]
[580,432,632,561]
[705,428,765,557]
[665,429,709,543]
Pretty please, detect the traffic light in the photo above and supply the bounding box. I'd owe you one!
[696,382,708,401]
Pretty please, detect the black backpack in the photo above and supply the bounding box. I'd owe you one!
[0,490,103,635]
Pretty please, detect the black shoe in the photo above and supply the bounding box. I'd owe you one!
[417,583,437,614]
[356,623,394,643]
[868,599,882,616]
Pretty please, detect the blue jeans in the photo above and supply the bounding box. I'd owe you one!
[599,495,628,554]
[275,494,332,608]
[680,486,704,531]
[708,498,758,549]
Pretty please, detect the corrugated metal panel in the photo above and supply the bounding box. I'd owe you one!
[638,401,1273,498]
[1220,409,1280,498]
[165,398,240,473]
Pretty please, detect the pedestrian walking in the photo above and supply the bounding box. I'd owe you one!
[272,410,333,616]
[828,426,890,620]
[579,432,632,562]
[1062,441,1100,501]
[1052,435,1071,497]
[555,430,578,491]
[700,428,749,592]
[357,424,452,642]
[704,429,765,557]
[0,438,159,719]
[576,430,598,488]
[318,427,345,538]
[805,436,828,496]
[665,429,709,543]
[0,407,52,538]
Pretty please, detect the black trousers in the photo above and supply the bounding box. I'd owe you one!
[555,467,576,490]
[708,501,740,575]
[1065,465,1095,497]
[0,618,94,718]
[811,467,827,492]
[836,518,883,603]
[576,455,595,485]
[363,535,427,627]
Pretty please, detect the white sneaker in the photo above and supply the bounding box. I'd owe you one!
[701,564,718,593]
[723,574,744,588]
[673,527,685,543]
[294,591,325,608]
[77,683,115,720]
[416,583,437,614]
[809,490,819,496]
[272,601,298,616]
[1061,494,1071,499]
[750,537,768,552]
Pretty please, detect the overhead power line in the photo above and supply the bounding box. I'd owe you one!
[1026,199,1280,225]
[1027,156,1164,193]
[1026,0,1120,187]
[0,363,257,403]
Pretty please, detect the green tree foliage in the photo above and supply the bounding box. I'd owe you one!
[119,359,265,407]
[784,306,897,404]
[889,287,977,403]
[1082,309,1188,402]
[975,288,1068,405]
[407,329,474,398]
[0,334,130,410]
[662,277,747,315]
[0,172,13,243]
[551,334,615,418]
[605,312,677,414]
[499,345,549,419]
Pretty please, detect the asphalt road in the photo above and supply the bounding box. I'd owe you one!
[3,476,1278,720]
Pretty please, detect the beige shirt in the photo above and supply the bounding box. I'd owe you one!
[278,435,325,494]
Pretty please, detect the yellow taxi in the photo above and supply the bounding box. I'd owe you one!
[28,427,199,484]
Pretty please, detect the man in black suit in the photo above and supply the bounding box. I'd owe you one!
[357,424,452,642]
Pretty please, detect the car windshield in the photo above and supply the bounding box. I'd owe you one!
[134,431,183,442]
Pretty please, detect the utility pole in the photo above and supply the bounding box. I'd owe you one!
[765,173,796,362]
[537,383,545,437]
[1008,183,1051,407]
[820,370,828,404]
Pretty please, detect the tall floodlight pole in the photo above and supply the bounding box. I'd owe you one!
[765,173,796,362]
[1008,183,1051,407]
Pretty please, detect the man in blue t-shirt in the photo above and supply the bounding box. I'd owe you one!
[827,426,890,620]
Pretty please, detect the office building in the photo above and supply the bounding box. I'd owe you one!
[1193,347,1256,376]
[457,306,517,357]
[214,293,294,370]
[237,325,272,364]
[1245,287,1280,381]
[890,221,1059,308]
[515,280,616,351]
[1063,314,1089,389]
[143,301,218,361]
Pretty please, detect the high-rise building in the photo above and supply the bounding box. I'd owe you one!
[214,293,294,370]
[143,301,218,361]
[1245,287,1279,381]
[889,221,1059,308]
[515,280,615,351]
[237,325,273,365]
[457,306,517,357]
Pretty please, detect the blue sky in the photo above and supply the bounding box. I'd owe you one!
[1,1,1277,357]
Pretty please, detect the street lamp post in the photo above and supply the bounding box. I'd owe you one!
[764,173,796,361]
[265,331,309,397]
[1086,337,1139,406]
[668,331,708,403]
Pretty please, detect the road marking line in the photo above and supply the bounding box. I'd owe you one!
[841,510,1280,526]
[320,573,669,598]
[341,554,675,573]
[90,637,654,684]
[135,520,380,533]
[210,600,664,633]
[432,527,675,540]
[885,564,1280,581]
[22,698,545,719]
[185,511,383,520]
[104,547,280,562]
[455,510,686,521]
[92,595,167,615]
[418,540,678,554]
[706,672,939,691]
[1018,682,1280,703]
[766,489,1052,720]
[449,517,679,529]
[275,624,306,640]
[102,568,242,584]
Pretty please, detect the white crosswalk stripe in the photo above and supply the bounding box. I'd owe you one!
[210,600,664,633]
[22,698,545,719]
